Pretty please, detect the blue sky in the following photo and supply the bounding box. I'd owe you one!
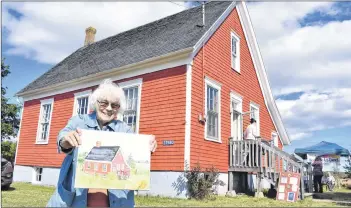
[2,2,351,154]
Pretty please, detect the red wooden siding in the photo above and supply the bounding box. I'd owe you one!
[16,66,187,171]
[190,8,282,172]
[84,161,111,174]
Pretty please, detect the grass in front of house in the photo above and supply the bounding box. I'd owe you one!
[1,182,344,207]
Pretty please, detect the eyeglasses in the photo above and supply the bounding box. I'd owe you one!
[97,100,120,110]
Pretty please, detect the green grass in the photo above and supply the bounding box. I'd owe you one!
[1,182,346,207]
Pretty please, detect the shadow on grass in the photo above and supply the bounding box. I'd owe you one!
[313,192,351,202]
[2,186,16,191]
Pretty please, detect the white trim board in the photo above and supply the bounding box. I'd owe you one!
[184,63,192,170]
[237,1,290,145]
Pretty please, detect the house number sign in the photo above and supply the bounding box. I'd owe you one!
[162,140,174,146]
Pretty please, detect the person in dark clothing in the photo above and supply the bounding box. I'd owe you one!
[312,156,324,193]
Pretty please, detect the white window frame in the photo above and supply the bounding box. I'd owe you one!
[72,90,92,116]
[32,167,43,184]
[87,162,91,170]
[118,78,142,133]
[204,77,222,143]
[94,163,98,171]
[231,32,240,73]
[230,92,243,141]
[36,98,54,144]
[272,131,279,147]
[102,164,107,172]
[249,102,260,136]
[117,164,120,171]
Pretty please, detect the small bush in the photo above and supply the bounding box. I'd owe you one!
[184,162,220,200]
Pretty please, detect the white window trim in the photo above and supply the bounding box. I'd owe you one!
[35,98,54,145]
[231,31,240,73]
[72,89,92,116]
[32,167,43,184]
[118,78,142,133]
[230,92,243,141]
[94,163,98,171]
[204,77,222,143]
[249,102,260,136]
[102,164,107,172]
[272,131,279,147]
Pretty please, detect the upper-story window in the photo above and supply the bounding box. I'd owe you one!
[250,102,260,136]
[205,77,222,142]
[118,78,142,133]
[73,90,92,116]
[36,98,54,144]
[231,32,240,73]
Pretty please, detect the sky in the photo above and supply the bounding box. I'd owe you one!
[2,1,351,153]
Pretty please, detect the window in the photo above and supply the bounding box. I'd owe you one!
[87,162,91,169]
[73,90,92,116]
[230,92,243,141]
[231,32,240,72]
[118,78,142,133]
[121,164,124,171]
[117,164,120,171]
[205,77,221,142]
[34,167,43,182]
[102,164,107,172]
[94,163,98,171]
[272,132,279,147]
[250,103,260,136]
[123,87,138,132]
[36,98,54,144]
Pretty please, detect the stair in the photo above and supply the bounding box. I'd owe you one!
[229,138,304,198]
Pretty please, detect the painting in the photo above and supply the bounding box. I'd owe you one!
[74,129,151,190]
[287,192,295,202]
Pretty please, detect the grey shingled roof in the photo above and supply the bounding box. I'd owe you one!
[85,146,120,162]
[18,1,233,94]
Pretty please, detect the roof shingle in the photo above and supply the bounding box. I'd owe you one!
[18,1,232,94]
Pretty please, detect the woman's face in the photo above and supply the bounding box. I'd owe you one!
[95,96,120,125]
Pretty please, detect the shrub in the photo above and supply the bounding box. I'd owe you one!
[184,162,220,200]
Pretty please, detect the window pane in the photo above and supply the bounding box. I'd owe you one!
[77,97,88,115]
[123,87,139,132]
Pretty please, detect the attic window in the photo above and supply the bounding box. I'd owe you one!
[231,32,240,73]
[73,90,92,116]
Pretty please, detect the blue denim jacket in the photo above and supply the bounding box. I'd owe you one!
[47,112,135,207]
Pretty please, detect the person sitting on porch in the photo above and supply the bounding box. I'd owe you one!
[312,156,324,193]
[244,118,260,166]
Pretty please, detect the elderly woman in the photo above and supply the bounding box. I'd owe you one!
[47,79,157,207]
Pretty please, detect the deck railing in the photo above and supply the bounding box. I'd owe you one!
[229,138,305,198]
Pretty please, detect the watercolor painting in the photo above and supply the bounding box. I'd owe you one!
[74,129,151,190]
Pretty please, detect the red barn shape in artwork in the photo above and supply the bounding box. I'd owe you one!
[83,141,131,179]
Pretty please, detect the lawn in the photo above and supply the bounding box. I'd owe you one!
[1,182,345,207]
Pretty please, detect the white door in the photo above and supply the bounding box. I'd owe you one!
[230,94,243,141]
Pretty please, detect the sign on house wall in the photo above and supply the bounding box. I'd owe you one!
[74,130,151,190]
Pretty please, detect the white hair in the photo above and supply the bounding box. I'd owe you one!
[89,79,126,114]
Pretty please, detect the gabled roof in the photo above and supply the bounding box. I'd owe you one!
[17,1,232,94]
[85,146,120,162]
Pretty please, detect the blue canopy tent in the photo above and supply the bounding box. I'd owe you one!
[295,141,350,158]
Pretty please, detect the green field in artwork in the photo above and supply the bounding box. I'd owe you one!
[75,156,150,190]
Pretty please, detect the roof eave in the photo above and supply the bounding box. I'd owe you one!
[237,2,291,146]
[16,47,193,100]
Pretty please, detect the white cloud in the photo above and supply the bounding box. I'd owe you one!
[276,88,351,140]
[2,2,185,64]
[248,2,351,94]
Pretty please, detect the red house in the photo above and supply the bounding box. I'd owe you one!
[83,141,131,179]
[14,2,300,197]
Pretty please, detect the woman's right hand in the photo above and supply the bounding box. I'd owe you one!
[60,128,82,149]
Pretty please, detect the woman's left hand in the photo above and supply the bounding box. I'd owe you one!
[150,135,157,153]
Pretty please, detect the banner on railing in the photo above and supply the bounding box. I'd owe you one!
[276,172,301,202]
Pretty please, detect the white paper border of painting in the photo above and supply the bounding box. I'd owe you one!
[74,130,151,190]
